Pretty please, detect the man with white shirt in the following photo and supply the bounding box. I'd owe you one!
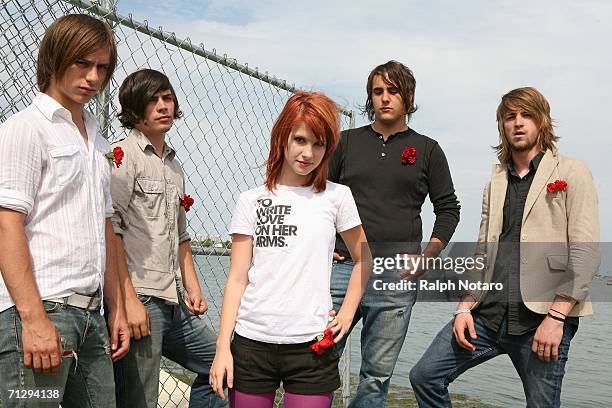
[0,14,129,407]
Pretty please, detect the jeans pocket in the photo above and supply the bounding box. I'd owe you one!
[137,294,153,305]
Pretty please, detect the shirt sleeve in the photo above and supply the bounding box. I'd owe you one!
[0,119,43,214]
[328,129,347,183]
[336,186,361,233]
[229,192,255,236]
[427,142,461,244]
[110,143,135,235]
[178,178,191,243]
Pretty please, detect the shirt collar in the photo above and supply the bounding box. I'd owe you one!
[507,151,544,177]
[130,128,175,159]
[33,93,98,141]
[369,124,410,141]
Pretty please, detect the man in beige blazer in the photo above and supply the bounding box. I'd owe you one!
[409,87,599,407]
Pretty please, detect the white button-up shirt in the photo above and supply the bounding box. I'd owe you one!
[0,93,113,312]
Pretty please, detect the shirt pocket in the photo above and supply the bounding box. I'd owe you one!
[135,177,165,219]
[48,144,84,187]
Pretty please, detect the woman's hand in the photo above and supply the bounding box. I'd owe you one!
[209,347,233,400]
[327,310,353,344]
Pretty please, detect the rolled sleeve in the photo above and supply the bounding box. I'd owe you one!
[0,120,42,215]
[178,195,191,243]
[109,145,134,235]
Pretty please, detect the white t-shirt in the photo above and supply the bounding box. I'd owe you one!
[229,181,361,344]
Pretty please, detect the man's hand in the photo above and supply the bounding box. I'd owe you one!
[399,254,425,280]
[332,252,345,261]
[21,314,63,373]
[107,307,130,362]
[532,315,564,363]
[183,290,208,315]
[452,312,477,351]
[125,294,150,340]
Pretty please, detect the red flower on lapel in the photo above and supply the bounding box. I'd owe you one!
[401,146,417,165]
[180,194,195,212]
[310,329,335,356]
[547,179,568,193]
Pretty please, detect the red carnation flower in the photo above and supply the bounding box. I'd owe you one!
[180,194,194,212]
[401,146,417,165]
[547,179,568,193]
[554,180,568,192]
[105,146,124,168]
[310,329,335,356]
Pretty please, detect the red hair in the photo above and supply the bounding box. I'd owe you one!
[265,92,340,193]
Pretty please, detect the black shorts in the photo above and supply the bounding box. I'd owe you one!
[231,333,341,394]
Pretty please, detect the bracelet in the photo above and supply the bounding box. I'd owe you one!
[453,308,471,316]
[547,312,565,322]
[549,308,567,317]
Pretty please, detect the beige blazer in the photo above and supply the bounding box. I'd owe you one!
[472,149,600,316]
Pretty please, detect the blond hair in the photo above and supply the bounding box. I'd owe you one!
[494,87,558,162]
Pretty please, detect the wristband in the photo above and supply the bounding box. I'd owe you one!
[547,312,565,322]
[453,308,471,316]
[549,308,567,317]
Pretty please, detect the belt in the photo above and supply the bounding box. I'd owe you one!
[46,293,102,311]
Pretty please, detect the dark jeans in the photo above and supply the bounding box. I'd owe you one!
[113,295,226,408]
[0,302,115,408]
[409,315,577,408]
[331,260,417,407]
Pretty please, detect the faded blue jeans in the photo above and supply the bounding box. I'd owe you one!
[409,315,577,407]
[0,301,115,408]
[331,260,417,407]
[113,295,225,408]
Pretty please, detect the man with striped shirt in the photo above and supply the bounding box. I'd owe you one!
[0,14,129,407]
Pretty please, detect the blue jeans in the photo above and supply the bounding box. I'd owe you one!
[409,315,577,408]
[113,296,225,408]
[0,302,115,408]
[331,260,417,407]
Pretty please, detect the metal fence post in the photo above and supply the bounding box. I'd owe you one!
[94,0,117,139]
[341,110,356,408]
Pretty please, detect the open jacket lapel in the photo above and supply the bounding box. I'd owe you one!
[488,164,507,240]
[521,149,558,224]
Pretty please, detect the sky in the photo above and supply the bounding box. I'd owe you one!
[114,0,612,244]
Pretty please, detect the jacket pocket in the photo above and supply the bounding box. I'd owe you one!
[547,254,568,271]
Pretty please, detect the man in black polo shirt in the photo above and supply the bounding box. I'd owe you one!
[409,87,599,407]
[329,60,460,407]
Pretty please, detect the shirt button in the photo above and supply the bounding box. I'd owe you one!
[381,152,386,157]
[382,143,386,147]
[521,235,527,240]
[521,257,527,264]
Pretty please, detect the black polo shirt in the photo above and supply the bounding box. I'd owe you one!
[328,125,460,258]
[474,152,577,334]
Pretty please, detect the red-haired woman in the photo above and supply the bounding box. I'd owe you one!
[209,91,371,407]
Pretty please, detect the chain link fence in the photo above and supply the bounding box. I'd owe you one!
[1,0,355,406]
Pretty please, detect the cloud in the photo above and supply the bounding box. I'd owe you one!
[116,0,612,240]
